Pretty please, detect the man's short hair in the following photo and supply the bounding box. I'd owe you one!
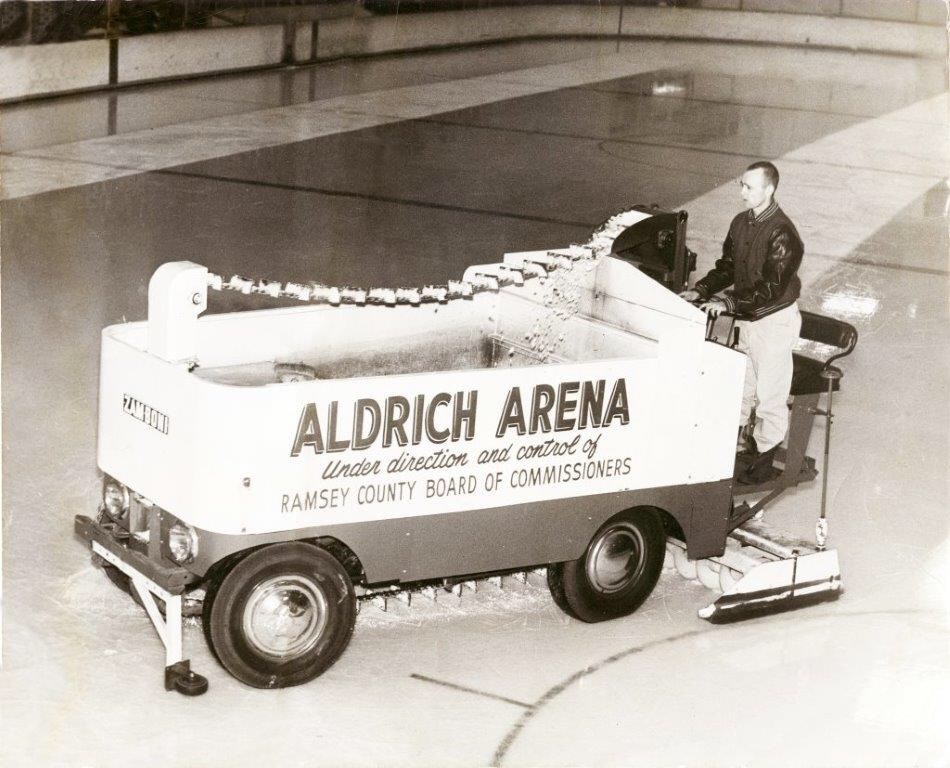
[746,161,779,191]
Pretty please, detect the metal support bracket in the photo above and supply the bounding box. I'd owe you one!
[92,540,208,695]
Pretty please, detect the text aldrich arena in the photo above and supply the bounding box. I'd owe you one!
[289,377,630,456]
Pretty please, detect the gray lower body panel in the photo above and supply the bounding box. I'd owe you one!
[190,479,733,584]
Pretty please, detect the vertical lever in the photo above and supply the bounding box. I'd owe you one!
[816,367,842,550]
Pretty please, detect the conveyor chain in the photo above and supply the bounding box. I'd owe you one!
[206,272,482,306]
[203,209,646,307]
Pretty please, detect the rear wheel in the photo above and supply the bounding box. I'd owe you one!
[203,542,356,688]
[547,509,665,623]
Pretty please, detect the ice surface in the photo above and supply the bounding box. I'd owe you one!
[2,38,948,768]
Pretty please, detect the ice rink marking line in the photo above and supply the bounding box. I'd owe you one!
[584,85,949,127]
[0,150,596,229]
[840,255,949,277]
[410,673,533,709]
[490,626,710,767]
[419,115,945,182]
[152,167,596,229]
[491,607,941,766]
[794,248,950,277]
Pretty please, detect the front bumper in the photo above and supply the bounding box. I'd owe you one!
[74,514,194,595]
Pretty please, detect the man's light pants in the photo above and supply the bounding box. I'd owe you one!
[736,303,802,452]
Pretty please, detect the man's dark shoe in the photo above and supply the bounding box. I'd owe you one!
[734,434,758,477]
[736,437,758,458]
[737,444,779,485]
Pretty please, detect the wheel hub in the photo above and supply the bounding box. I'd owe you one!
[586,523,646,593]
[242,576,329,659]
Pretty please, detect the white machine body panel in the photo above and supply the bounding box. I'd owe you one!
[98,250,745,538]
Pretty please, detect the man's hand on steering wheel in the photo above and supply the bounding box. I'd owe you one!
[680,289,728,317]
[699,297,728,317]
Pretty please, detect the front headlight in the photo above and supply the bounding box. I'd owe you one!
[102,477,130,520]
[168,522,198,564]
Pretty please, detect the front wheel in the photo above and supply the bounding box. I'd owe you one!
[203,542,356,688]
[547,509,665,623]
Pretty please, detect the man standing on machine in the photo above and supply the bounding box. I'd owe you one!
[681,161,804,484]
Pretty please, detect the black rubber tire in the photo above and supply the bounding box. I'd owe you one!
[203,542,356,689]
[547,509,665,623]
[101,562,177,619]
[101,562,133,595]
[201,566,226,666]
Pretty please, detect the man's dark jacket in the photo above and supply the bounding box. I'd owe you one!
[695,202,803,320]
